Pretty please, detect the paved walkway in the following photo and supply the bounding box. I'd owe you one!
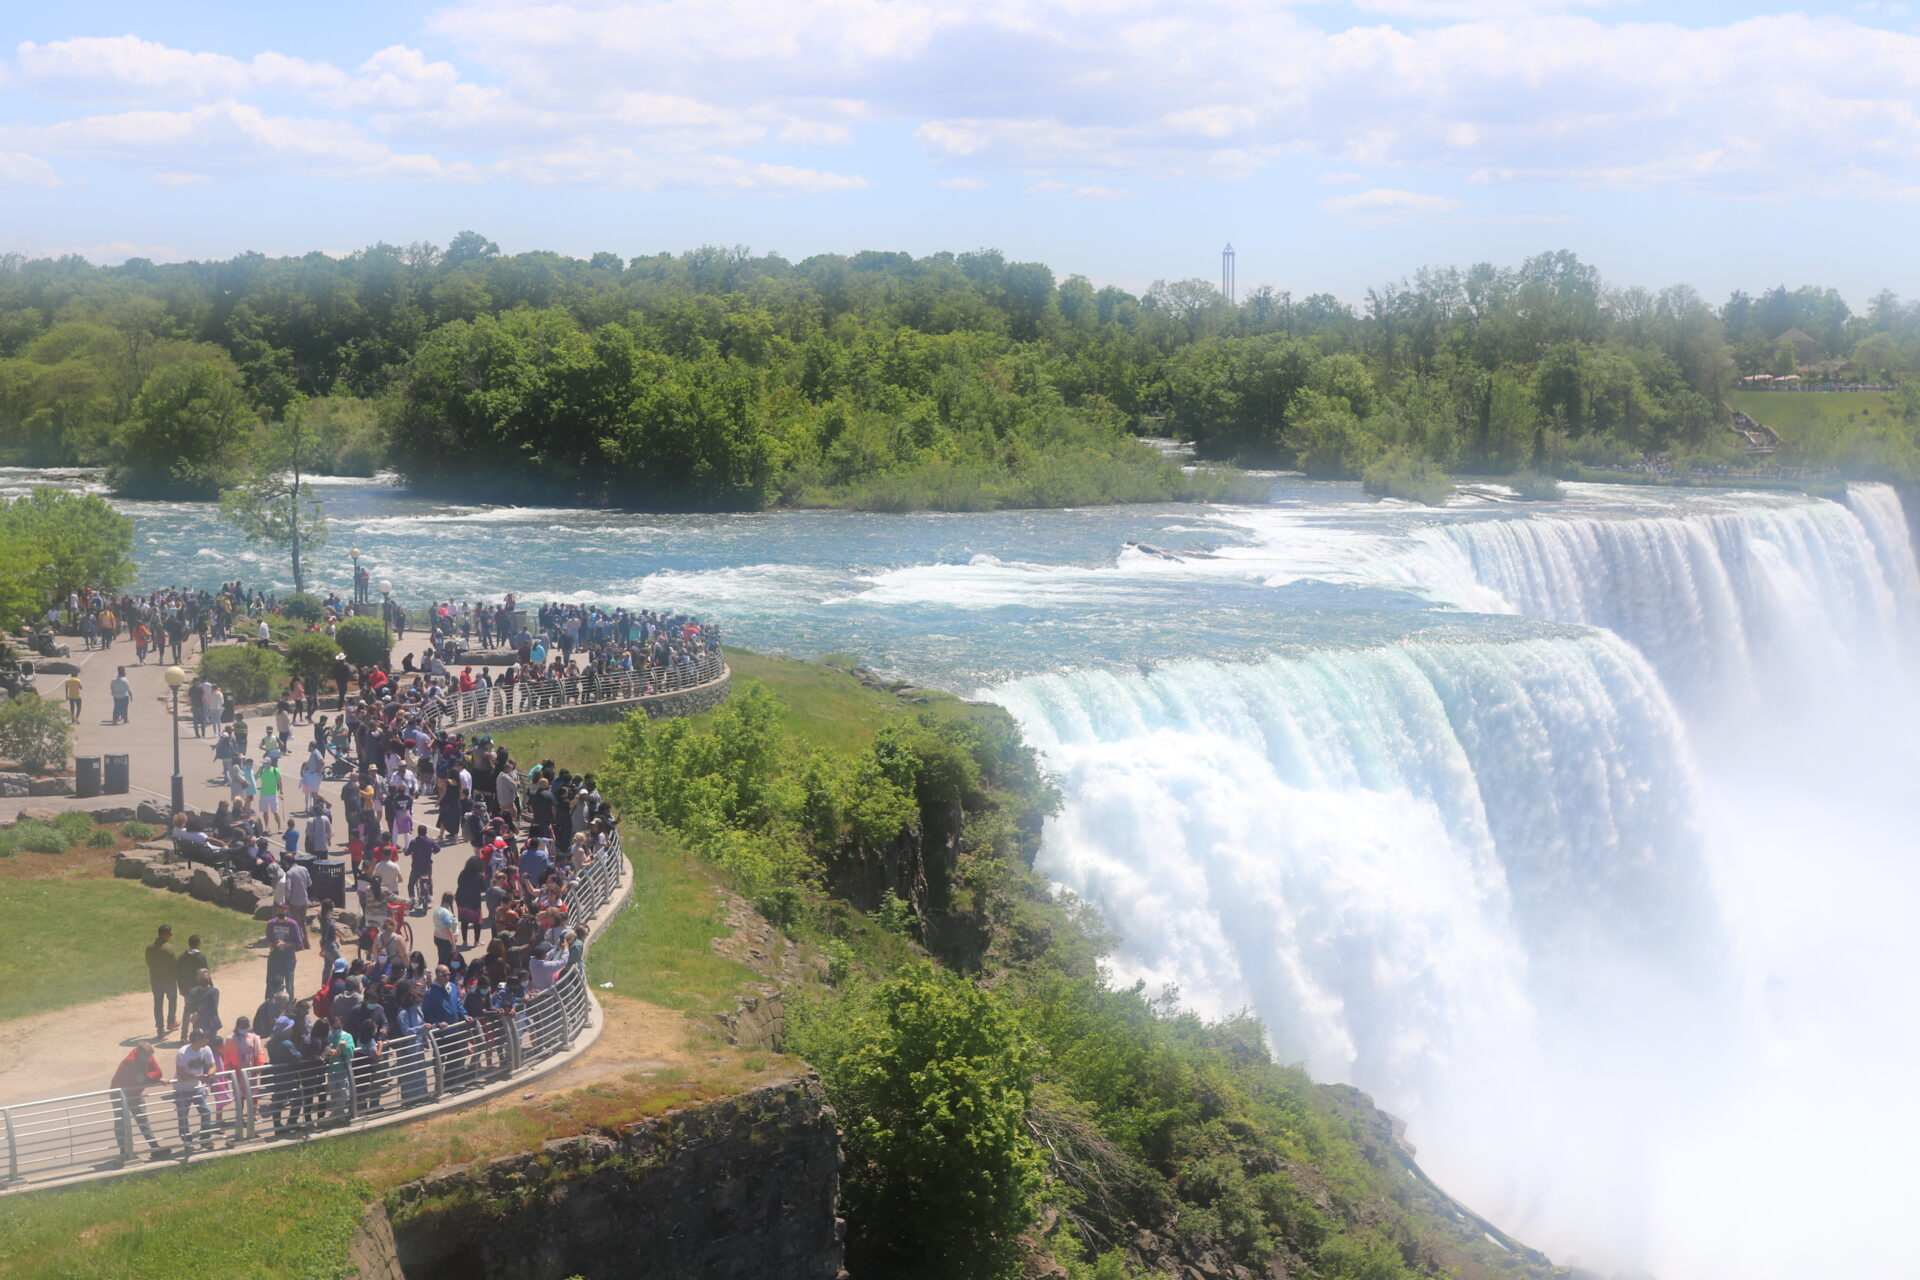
[1,640,230,824]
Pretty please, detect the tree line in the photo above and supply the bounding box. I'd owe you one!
[2,239,1917,512]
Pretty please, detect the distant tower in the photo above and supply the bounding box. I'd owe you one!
[1221,243,1236,304]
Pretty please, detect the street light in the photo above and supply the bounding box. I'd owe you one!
[350,546,362,604]
[164,665,187,818]
[380,579,393,633]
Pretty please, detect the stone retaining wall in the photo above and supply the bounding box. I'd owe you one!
[360,1075,843,1280]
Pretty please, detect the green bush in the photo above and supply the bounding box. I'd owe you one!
[283,632,337,688]
[199,644,285,704]
[0,694,70,771]
[0,828,15,857]
[12,821,68,854]
[333,616,391,669]
[793,965,1043,1280]
[1362,448,1455,506]
[1508,469,1566,500]
[87,828,117,848]
[281,592,326,623]
[53,810,93,844]
[121,821,160,840]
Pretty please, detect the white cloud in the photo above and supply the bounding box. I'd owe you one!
[1321,187,1464,221]
[938,176,986,189]
[153,171,211,186]
[0,151,61,187]
[1319,171,1364,185]
[1074,184,1134,199]
[10,4,1920,204]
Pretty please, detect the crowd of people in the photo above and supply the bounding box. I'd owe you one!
[58,581,268,665]
[97,592,686,1163]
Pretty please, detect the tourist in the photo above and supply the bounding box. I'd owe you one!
[172,1030,218,1151]
[304,799,333,856]
[63,671,83,723]
[320,1015,356,1122]
[110,666,131,725]
[285,857,313,918]
[145,924,179,1038]
[432,891,459,967]
[264,904,306,996]
[182,969,222,1041]
[258,756,284,828]
[110,1041,167,1160]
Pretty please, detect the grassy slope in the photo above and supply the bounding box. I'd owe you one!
[1728,390,1918,474]
[0,823,261,1022]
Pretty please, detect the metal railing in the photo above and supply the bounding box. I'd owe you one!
[0,830,628,1190]
[419,650,727,731]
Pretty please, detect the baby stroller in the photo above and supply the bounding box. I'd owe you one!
[323,740,358,780]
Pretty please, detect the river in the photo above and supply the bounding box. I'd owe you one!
[10,466,1916,1280]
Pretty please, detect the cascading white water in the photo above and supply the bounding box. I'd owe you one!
[991,483,1920,1280]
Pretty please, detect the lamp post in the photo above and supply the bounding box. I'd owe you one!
[164,665,187,817]
[380,579,393,633]
[350,546,362,605]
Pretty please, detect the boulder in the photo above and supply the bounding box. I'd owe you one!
[113,852,152,879]
[136,839,175,854]
[17,805,63,822]
[0,773,29,797]
[189,866,223,902]
[165,871,192,894]
[143,862,190,892]
[33,660,79,676]
[27,777,73,797]
[135,800,171,827]
[90,806,136,825]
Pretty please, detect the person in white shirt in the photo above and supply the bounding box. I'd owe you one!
[173,1032,218,1149]
[371,851,403,902]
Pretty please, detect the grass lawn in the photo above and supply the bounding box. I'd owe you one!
[494,648,961,772]
[0,875,263,1023]
[1728,390,1918,472]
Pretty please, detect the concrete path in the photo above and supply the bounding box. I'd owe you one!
[1,639,231,824]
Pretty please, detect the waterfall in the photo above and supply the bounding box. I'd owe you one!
[990,485,1920,1279]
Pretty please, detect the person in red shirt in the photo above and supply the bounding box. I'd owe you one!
[110,1041,167,1159]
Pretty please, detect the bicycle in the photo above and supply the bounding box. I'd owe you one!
[409,873,433,915]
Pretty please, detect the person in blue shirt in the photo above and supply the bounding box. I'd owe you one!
[520,838,551,889]
[422,968,464,1025]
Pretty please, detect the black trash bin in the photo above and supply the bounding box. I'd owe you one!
[301,856,347,909]
[102,753,130,795]
[74,756,101,799]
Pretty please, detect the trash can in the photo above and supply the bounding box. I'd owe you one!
[302,856,347,909]
[74,756,102,799]
[102,753,130,795]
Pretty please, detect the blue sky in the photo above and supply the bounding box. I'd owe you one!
[3,0,1917,305]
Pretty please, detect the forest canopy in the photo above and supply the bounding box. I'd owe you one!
[1,242,1916,507]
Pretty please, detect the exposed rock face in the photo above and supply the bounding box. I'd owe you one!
[362,1077,844,1280]
[27,776,73,796]
[0,773,29,797]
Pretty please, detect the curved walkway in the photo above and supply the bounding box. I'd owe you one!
[0,832,635,1194]
[419,651,729,733]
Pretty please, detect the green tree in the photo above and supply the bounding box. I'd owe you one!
[801,965,1043,1280]
[333,616,391,668]
[0,487,135,603]
[219,405,330,590]
[111,359,256,497]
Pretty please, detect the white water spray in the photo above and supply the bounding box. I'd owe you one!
[992,484,1920,1279]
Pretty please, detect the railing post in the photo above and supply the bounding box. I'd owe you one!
[115,1090,135,1163]
[428,1030,445,1099]
[3,1106,16,1184]
[346,1056,359,1123]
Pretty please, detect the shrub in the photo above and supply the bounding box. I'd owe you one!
[0,694,70,771]
[281,592,326,623]
[13,820,68,854]
[1508,469,1565,501]
[121,821,160,840]
[284,632,338,687]
[199,644,285,704]
[333,616,391,669]
[87,828,117,848]
[53,810,93,844]
[794,965,1043,1280]
[1361,448,1455,506]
